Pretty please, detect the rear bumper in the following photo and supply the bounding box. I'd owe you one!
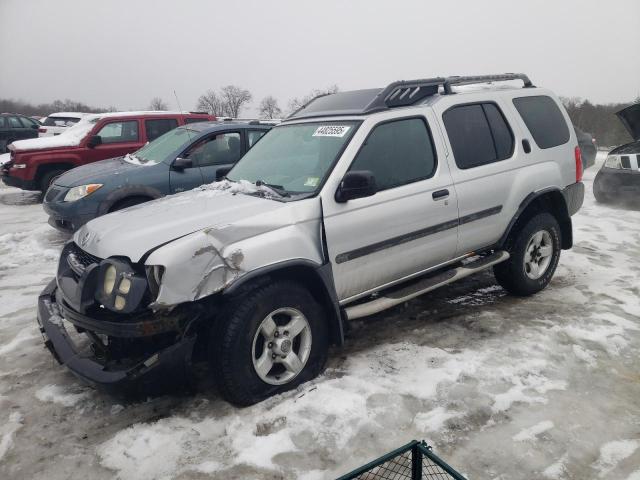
[562,181,584,216]
[37,279,196,395]
[594,168,640,196]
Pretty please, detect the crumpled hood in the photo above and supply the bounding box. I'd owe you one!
[54,157,139,187]
[74,183,302,262]
[617,103,640,141]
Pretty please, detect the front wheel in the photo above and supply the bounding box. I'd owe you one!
[493,213,561,296]
[211,281,328,406]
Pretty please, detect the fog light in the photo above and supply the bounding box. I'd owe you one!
[119,278,131,294]
[103,265,117,294]
[114,296,126,311]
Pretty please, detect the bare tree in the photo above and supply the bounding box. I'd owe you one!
[148,97,168,110]
[288,85,339,114]
[259,95,282,119]
[196,90,226,116]
[220,85,252,118]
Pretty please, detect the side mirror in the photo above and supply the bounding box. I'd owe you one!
[87,135,102,148]
[335,170,377,203]
[216,166,232,181]
[172,157,193,171]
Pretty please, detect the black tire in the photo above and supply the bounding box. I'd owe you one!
[593,176,612,204]
[212,281,329,406]
[108,196,150,212]
[493,212,561,296]
[39,169,66,194]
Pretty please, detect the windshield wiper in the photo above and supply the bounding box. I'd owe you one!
[255,180,290,198]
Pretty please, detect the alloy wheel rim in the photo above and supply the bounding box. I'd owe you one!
[523,230,553,280]
[251,307,312,385]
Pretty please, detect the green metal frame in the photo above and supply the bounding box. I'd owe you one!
[337,440,467,480]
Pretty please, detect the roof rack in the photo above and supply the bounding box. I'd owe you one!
[363,73,533,114]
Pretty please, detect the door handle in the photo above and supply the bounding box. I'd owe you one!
[432,189,449,200]
[522,139,531,154]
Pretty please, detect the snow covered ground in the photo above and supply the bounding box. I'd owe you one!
[0,152,639,479]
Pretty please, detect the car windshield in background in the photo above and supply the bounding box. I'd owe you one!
[128,127,196,165]
[227,121,358,196]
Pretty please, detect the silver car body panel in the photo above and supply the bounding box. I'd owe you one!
[72,86,577,309]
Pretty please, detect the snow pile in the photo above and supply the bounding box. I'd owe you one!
[512,420,554,442]
[0,412,24,461]
[542,453,568,479]
[10,117,98,151]
[200,179,283,199]
[593,439,640,477]
[35,385,90,407]
[0,153,10,166]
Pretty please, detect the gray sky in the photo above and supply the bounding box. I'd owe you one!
[1,0,638,116]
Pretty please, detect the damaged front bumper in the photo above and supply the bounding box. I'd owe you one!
[37,279,197,395]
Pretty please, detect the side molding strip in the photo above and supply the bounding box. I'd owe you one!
[335,205,502,264]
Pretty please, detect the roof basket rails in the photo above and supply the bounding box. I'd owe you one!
[363,73,533,114]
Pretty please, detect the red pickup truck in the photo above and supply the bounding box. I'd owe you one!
[1,111,214,192]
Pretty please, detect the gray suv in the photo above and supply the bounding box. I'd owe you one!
[37,74,584,405]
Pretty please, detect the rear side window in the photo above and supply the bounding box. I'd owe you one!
[8,116,22,128]
[513,95,569,149]
[97,120,139,144]
[0,117,6,128]
[443,103,514,169]
[145,119,178,141]
[349,117,436,191]
[19,117,38,128]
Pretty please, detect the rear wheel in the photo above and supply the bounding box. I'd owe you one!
[212,281,328,406]
[493,213,561,296]
[593,175,612,203]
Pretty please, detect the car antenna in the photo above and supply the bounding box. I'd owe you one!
[174,89,194,142]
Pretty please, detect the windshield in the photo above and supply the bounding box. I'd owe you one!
[227,121,358,196]
[127,127,196,165]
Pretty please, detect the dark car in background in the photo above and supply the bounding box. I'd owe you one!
[0,113,40,152]
[593,103,640,203]
[574,126,597,169]
[43,121,272,232]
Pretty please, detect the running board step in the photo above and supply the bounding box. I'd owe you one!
[344,250,510,320]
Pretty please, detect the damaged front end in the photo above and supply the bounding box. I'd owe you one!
[37,242,211,395]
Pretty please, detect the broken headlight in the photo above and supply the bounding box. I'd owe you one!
[96,259,147,313]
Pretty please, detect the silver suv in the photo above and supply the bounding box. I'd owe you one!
[37,74,584,405]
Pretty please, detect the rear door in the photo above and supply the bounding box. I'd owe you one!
[0,117,9,151]
[18,116,39,140]
[7,116,30,142]
[322,112,459,302]
[88,119,144,164]
[438,101,519,256]
[144,118,179,143]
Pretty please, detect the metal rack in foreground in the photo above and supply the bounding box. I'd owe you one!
[337,440,467,480]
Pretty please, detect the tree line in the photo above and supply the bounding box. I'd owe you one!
[2,90,637,148]
[561,97,639,147]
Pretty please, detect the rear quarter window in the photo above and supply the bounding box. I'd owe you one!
[512,95,570,149]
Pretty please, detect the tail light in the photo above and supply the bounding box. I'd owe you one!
[575,146,583,182]
[38,128,46,133]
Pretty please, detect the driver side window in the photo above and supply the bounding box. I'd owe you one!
[185,132,241,167]
[349,117,437,191]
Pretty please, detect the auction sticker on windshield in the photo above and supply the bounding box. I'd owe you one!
[312,125,351,137]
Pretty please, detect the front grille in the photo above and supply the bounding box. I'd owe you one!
[66,242,101,268]
[45,186,63,202]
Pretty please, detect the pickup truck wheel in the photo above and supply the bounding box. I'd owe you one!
[39,169,65,193]
[212,281,328,406]
[493,213,561,296]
